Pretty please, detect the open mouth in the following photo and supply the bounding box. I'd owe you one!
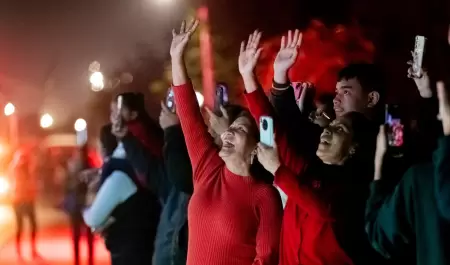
[319,137,331,145]
[222,140,234,149]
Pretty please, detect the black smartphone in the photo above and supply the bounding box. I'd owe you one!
[166,87,175,112]
[214,83,229,115]
[385,104,404,155]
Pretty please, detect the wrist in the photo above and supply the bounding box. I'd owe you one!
[269,162,281,176]
[273,70,288,85]
[419,89,433,98]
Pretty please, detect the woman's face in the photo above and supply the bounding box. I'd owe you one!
[316,115,356,165]
[219,116,257,160]
[110,101,136,123]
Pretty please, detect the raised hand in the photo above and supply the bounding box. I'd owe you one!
[170,19,199,60]
[257,141,280,176]
[205,106,230,136]
[238,30,263,76]
[274,29,302,76]
[374,125,387,180]
[437,81,450,136]
[159,101,180,129]
[407,54,431,98]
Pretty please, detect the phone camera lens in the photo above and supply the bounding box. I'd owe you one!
[262,119,268,130]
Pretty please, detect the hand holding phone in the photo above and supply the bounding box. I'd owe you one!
[411,36,426,77]
[385,105,404,157]
[260,116,274,147]
[214,84,229,116]
[166,87,175,112]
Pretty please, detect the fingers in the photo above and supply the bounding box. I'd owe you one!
[254,48,263,61]
[180,21,186,34]
[172,29,176,37]
[437,81,447,107]
[219,105,229,119]
[240,41,245,54]
[280,36,286,50]
[287,30,292,47]
[187,19,199,35]
[160,101,170,113]
[205,107,217,119]
[447,24,450,46]
[296,32,303,47]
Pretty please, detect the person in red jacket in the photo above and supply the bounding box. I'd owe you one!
[169,20,282,265]
[9,151,39,259]
[240,30,383,265]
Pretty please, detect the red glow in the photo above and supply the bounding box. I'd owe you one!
[256,20,375,96]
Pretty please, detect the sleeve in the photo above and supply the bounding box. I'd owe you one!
[164,125,194,195]
[245,87,305,174]
[83,171,137,229]
[270,86,321,157]
[433,136,450,219]
[364,174,415,259]
[172,82,223,185]
[253,187,283,265]
[274,165,333,220]
[121,133,169,200]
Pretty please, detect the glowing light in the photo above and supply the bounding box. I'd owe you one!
[74,118,87,132]
[0,177,9,195]
[40,113,54,129]
[195,91,204,107]
[89,72,104,91]
[4,103,15,116]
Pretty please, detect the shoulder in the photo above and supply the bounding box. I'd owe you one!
[253,183,282,206]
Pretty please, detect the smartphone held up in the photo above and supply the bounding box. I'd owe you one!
[260,116,274,147]
[166,87,175,112]
[214,83,229,116]
[412,35,426,77]
[385,104,404,157]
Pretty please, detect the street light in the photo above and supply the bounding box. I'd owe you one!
[74,118,87,132]
[40,113,54,129]
[4,103,15,116]
[90,72,104,91]
[195,91,204,107]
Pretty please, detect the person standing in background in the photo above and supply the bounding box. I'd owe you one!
[9,151,39,260]
[66,144,96,265]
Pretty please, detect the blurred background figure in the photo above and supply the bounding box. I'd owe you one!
[65,144,98,265]
[8,150,39,260]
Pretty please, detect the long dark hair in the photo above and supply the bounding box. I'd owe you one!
[115,92,164,150]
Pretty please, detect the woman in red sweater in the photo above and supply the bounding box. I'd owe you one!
[240,30,383,265]
[169,20,282,265]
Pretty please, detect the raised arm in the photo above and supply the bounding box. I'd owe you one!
[240,30,305,174]
[253,187,283,265]
[170,20,222,184]
[434,81,450,219]
[365,126,414,258]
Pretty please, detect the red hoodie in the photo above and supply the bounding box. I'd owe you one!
[245,88,353,265]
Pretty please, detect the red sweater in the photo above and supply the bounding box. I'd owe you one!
[173,82,282,265]
[245,88,353,265]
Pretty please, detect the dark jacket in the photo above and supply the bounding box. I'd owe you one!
[122,125,192,265]
[152,125,192,265]
[365,136,450,265]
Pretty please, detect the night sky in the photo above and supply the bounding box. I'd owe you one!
[0,0,448,124]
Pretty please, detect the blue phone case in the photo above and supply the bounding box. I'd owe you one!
[260,116,274,147]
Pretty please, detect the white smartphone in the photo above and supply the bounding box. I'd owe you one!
[260,116,274,147]
[412,35,426,77]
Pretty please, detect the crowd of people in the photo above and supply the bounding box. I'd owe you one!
[10,19,450,265]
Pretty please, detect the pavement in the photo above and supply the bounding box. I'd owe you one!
[0,203,110,265]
